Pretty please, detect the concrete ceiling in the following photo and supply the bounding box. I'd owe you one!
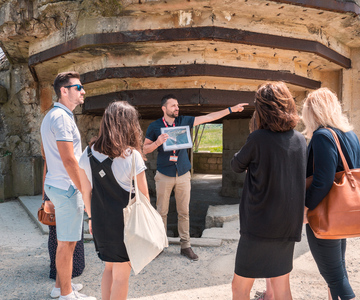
[1,0,359,118]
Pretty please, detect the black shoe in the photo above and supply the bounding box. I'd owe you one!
[180,247,199,261]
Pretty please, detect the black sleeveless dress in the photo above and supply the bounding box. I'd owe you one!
[88,147,132,262]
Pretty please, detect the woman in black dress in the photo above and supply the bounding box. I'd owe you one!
[231,82,307,300]
[79,101,149,300]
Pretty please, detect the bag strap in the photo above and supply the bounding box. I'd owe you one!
[326,127,356,188]
[87,145,92,157]
[42,158,47,203]
[129,151,140,203]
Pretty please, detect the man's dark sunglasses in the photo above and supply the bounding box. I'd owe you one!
[64,84,84,91]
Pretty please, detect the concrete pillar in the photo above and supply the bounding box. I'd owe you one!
[0,64,42,199]
[12,156,43,197]
[344,47,360,137]
[222,118,250,198]
[0,155,12,201]
[140,119,157,196]
[0,85,7,104]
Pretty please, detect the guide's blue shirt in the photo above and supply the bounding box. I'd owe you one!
[145,115,195,177]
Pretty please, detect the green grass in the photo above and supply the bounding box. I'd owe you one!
[193,124,223,153]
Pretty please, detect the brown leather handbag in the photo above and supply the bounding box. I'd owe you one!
[307,128,360,239]
[38,201,56,226]
[38,155,56,226]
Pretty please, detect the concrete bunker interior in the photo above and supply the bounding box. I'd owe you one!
[2,0,360,234]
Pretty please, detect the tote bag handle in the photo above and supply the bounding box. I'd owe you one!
[128,151,140,203]
[326,128,356,188]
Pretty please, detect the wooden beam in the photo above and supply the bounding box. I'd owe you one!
[81,64,321,90]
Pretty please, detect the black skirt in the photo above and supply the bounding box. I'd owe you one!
[234,235,295,278]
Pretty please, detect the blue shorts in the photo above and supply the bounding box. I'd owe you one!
[44,184,84,242]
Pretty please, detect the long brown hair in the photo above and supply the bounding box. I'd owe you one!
[91,101,145,159]
[254,82,299,132]
[249,111,258,133]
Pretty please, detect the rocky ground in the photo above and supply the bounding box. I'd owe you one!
[0,199,359,300]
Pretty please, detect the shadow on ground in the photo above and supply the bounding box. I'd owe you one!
[150,174,239,238]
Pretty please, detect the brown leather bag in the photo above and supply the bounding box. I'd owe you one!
[38,155,56,226]
[307,128,360,239]
[38,201,56,226]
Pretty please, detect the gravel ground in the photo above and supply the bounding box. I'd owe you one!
[0,199,359,300]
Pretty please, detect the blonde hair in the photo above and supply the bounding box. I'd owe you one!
[301,88,353,139]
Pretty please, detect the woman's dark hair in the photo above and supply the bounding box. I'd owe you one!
[53,71,80,99]
[249,111,258,133]
[90,101,145,159]
[254,82,299,132]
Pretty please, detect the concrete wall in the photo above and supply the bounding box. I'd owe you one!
[1,0,360,200]
[221,118,250,198]
[0,155,12,199]
[193,152,222,174]
[140,119,158,196]
[0,63,43,200]
[344,48,360,137]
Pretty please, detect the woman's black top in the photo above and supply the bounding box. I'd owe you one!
[305,127,360,210]
[231,129,307,242]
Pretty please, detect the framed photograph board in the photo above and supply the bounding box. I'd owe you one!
[161,125,193,151]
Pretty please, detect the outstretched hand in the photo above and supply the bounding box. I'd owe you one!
[231,103,249,113]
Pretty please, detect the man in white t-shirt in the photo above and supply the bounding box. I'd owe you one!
[41,72,96,300]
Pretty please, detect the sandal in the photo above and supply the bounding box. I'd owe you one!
[252,290,266,300]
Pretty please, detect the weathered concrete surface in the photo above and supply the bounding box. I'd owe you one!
[12,156,43,196]
[202,227,240,241]
[0,155,12,200]
[205,204,239,229]
[203,206,240,242]
[18,195,49,234]
[222,118,249,197]
[193,152,222,174]
[2,0,360,200]
[0,84,7,103]
[2,198,359,300]
[0,63,42,200]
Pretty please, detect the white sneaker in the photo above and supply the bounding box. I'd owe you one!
[50,282,84,298]
[59,291,96,300]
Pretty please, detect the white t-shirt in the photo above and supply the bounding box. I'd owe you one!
[41,102,82,190]
[79,146,147,192]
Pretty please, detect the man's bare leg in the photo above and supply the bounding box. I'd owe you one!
[56,241,76,296]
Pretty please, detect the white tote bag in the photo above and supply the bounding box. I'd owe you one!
[123,153,168,275]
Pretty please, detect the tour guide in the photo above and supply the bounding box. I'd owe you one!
[143,94,248,261]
